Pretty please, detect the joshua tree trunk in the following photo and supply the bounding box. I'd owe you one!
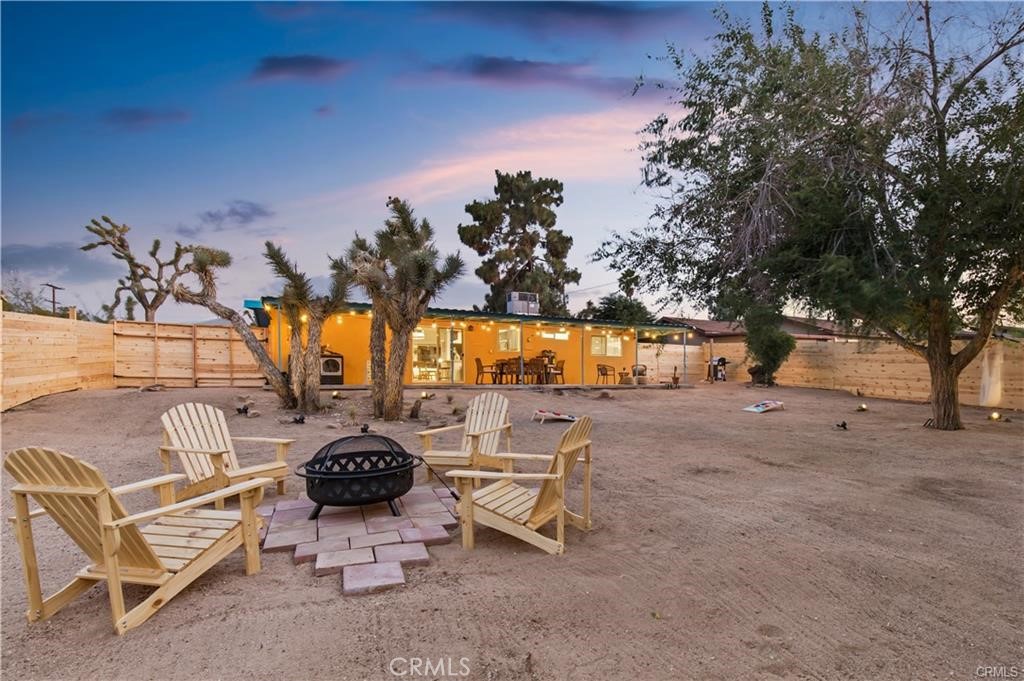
[172,286,296,408]
[300,319,324,412]
[287,322,305,408]
[382,327,411,421]
[369,312,387,418]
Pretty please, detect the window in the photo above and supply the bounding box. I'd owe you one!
[540,331,570,341]
[591,335,623,357]
[497,328,520,352]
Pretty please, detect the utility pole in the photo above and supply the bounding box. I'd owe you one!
[41,282,65,315]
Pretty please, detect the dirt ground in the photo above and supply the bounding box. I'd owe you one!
[1,382,1021,681]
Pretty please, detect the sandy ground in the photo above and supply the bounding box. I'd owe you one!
[1,382,1021,681]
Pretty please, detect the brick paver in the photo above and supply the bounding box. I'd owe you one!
[314,547,375,576]
[374,542,430,567]
[342,561,405,595]
[398,525,452,546]
[349,530,403,550]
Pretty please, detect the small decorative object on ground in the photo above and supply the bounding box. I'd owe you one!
[856,403,868,412]
[988,411,1001,421]
[409,399,422,419]
[331,390,342,400]
[742,400,785,413]
[532,409,577,423]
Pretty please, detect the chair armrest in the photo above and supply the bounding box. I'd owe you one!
[490,453,553,461]
[466,423,512,437]
[415,424,465,437]
[107,478,272,529]
[445,470,558,481]
[159,445,231,456]
[231,437,295,445]
[111,474,186,496]
[558,440,592,455]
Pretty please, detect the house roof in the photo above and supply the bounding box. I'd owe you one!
[657,317,746,337]
[258,298,692,331]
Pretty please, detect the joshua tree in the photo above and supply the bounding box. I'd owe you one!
[171,248,296,407]
[83,216,197,322]
[343,237,389,418]
[264,242,351,413]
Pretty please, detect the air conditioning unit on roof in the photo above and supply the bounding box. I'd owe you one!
[506,291,540,315]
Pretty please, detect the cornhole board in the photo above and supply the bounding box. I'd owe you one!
[742,400,785,413]
[532,409,578,424]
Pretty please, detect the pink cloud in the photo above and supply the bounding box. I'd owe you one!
[303,103,662,209]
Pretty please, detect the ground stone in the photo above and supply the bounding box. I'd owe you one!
[398,526,451,546]
[294,535,351,564]
[262,525,317,552]
[314,547,375,577]
[365,516,414,534]
[349,530,402,549]
[374,542,430,566]
[342,561,406,595]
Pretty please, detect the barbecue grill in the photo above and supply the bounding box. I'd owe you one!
[295,435,420,520]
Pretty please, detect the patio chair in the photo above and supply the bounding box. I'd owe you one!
[446,416,593,555]
[549,359,566,384]
[417,392,512,483]
[474,357,499,384]
[597,364,615,384]
[4,447,267,635]
[160,403,293,507]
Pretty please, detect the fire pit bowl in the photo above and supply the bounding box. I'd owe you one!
[295,434,421,519]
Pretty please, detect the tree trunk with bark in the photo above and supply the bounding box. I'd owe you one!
[926,351,962,430]
[287,322,305,408]
[172,286,296,408]
[383,327,411,421]
[300,319,324,412]
[144,308,157,323]
[369,312,387,418]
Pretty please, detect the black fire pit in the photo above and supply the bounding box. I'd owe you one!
[295,435,421,520]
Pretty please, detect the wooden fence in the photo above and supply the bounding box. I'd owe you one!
[1,313,268,410]
[1,311,115,411]
[704,337,1023,410]
[113,321,267,388]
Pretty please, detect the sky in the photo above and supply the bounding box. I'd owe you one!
[2,1,856,322]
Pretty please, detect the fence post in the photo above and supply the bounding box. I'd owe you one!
[153,322,159,384]
[192,325,198,388]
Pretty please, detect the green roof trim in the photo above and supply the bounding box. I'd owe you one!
[257,296,694,331]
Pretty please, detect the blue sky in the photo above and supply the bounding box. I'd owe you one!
[3,1,847,321]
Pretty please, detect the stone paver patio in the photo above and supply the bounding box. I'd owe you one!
[258,485,458,595]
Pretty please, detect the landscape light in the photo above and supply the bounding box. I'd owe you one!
[300,314,308,323]
[857,403,868,412]
[989,411,1001,421]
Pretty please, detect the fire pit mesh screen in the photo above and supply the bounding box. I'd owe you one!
[296,435,419,518]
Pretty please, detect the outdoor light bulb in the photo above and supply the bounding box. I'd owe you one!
[624,336,630,341]
[264,304,272,312]
[431,322,437,328]
[300,314,308,322]
[349,310,356,316]
[585,325,592,331]
[989,411,1001,421]
[687,332,693,339]
[335,316,342,324]
[559,326,566,332]
[673,335,680,340]
[367,311,373,317]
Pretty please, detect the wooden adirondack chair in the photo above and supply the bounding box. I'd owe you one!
[4,447,267,635]
[446,415,593,555]
[160,403,293,507]
[416,392,513,482]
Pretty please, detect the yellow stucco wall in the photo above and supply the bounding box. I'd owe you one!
[264,307,643,386]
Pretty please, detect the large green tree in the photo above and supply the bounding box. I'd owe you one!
[459,170,581,315]
[576,293,654,325]
[597,2,1023,430]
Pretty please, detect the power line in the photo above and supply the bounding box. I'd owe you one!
[41,282,65,315]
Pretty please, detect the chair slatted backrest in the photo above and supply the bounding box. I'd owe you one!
[461,393,510,455]
[161,403,240,483]
[527,416,592,528]
[4,447,165,571]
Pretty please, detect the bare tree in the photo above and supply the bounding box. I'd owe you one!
[82,216,198,322]
[172,248,296,407]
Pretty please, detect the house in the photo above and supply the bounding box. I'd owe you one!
[248,299,691,386]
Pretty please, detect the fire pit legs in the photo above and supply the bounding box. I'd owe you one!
[306,499,401,521]
[308,504,324,521]
[387,499,401,517]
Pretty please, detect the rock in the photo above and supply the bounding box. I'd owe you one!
[246,409,261,418]
[597,390,613,399]
[138,384,165,392]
